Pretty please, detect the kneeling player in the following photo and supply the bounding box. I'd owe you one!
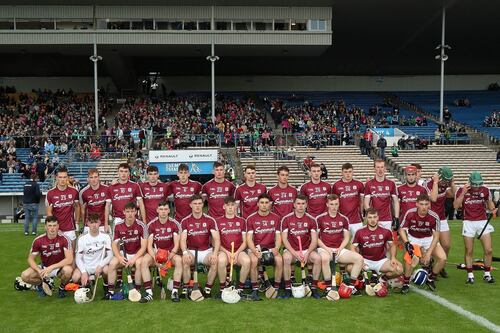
[317,195,364,295]
[72,213,112,292]
[140,201,183,302]
[20,216,73,298]
[353,208,403,286]
[281,195,322,299]
[247,194,284,300]
[216,197,251,297]
[105,203,147,300]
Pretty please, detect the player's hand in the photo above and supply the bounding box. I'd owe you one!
[303,251,310,264]
[127,257,136,267]
[81,272,89,286]
[182,252,194,264]
[208,253,217,265]
[390,259,399,267]
[463,183,471,193]
[111,178,119,185]
[254,249,262,259]
[432,173,439,184]
[392,217,400,231]
[271,247,280,256]
[422,253,432,266]
[40,267,53,279]
[95,266,103,278]
[233,251,240,263]
[119,255,128,266]
[104,224,110,233]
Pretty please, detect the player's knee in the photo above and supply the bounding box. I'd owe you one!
[61,266,73,278]
[484,247,493,256]
[218,255,227,266]
[240,256,250,267]
[21,269,31,282]
[173,256,182,266]
[465,247,474,257]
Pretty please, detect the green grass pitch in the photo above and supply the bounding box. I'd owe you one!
[1,219,499,333]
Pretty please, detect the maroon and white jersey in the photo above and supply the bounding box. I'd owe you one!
[401,208,440,238]
[316,212,349,248]
[202,179,236,218]
[352,226,392,261]
[147,217,180,251]
[425,179,448,220]
[246,212,281,249]
[31,233,71,267]
[332,179,364,224]
[455,186,490,221]
[107,181,143,219]
[181,214,217,251]
[397,184,427,219]
[280,212,318,251]
[364,178,398,221]
[299,181,331,217]
[45,186,79,232]
[140,182,169,223]
[169,180,202,221]
[79,184,109,226]
[235,182,267,218]
[215,216,246,251]
[113,220,147,255]
[268,184,297,218]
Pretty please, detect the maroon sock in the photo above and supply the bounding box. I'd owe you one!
[134,284,141,290]
[466,267,473,273]
[219,282,226,290]
[484,266,491,272]
[273,280,281,289]
[403,276,410,284]
[238,281,245,290]
[108,284,115,293]
[285,280,291,290]
[173,281,181,289]
[205,283,213,290]
[251,282,259,291]
[144,281,152,290]
[349,278,357,286]
[311,279,318,289]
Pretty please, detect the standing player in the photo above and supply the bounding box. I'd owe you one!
[235,165,267,218]
[300,163,331,218]
[46,167,80,246]
[399,194,446,293]
[216,197,251,297]
[247,193,284,299]
[332,163,365,236]
[202,162,236,218]
[427,166,456,277]
[20,216,73,298]
[72,213,113,290]
[268,166,297,219]
[398,166,427,219]
[454,172,498,284]
[353,208,403,284]
[104,203,148,300]
[364,159,399,231]
[317,195,365,294]
[411,163,426,186]
[106,163,146,225]
[180,195,221,297]
[79,169,110,233]
[169,164,202,222]
[139,165,169,223]
[281,195,322,299]
[140,201,183,302]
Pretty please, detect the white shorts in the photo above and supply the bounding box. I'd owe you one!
[440,219,449,232]
[349,223,364,237]
[408,235,433,251]
[38,265,60,278]
[317,247,348,260]
[79,266,99,275]
[82,226,107,235]
[364,258,389,273]
[189,248,213,265]
[462,220,494,238]
[62,230,77,241]
[379,221,392,231]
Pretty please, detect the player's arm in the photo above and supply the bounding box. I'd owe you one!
[74,201,81,229]
[392,194,400,220]
[75,240,86,272]
[388,240,397,265]
[429,174,439,202]
[246,231,259,255]
[427,229,440,259]
[211,229,221,256]
[147,234,156,259]
[79,199,87,226]
[180,230,193,264]
[363,195,371,211]
[171,233,180,260]
[317,237,330,252]
[27,252,42,276]
[137,198,147,223]
[399,227,409,244]
[338,229,350,252]
[45,203,53,217]
[235,232,247,258]
[281,230,300,260]
[359,194,365,217]
[306,230,318,260]
[112,240,127,266]
[487,197,498,213]
[454,185,469,209]
[104,201,111,231]
[101,239,113,267]
[46,248,74,275]
[273,231,282,255]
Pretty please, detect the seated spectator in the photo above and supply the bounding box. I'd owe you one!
[320,163,328,180]
[391,144,399,157]
[303,155,314,171]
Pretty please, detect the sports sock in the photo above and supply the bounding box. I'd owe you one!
[238,281,245,290]
[311,279,318,289]
[273,280,281,289]
[325,279,332,290]
[484,266,491,277]
[108,284,115,294]
[251,282,259,291]
[173,281,181,289]
[135,284,141,290]
[428,272,436,282]
[285,280,291,290]
[466,267,474,279]
[205,282,213,290]
[403,276,410,284]
[219,282,226,291]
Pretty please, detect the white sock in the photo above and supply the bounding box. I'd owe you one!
[484,271,491,277]
[467,272,474,279]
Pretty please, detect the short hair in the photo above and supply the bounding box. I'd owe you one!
[147,165,159,173]
[87,168,99,176]
[88,213,100,222]
[224,196,236,204]
[57,167,68,175]
[45,216,58,224]
[327,194,340,201]
[416,193,430,202]
[244,165,256,172]
[258,193,271,202]
[309,163,321,170]
[373,159,385,167]
[213,162,224,169]
[295,194,308,202]
[411,163,422,170]
[190,194,203,202]
[118,162,129,170]
[158,200,169,207]
[277,165,290,174]
[342,163,353,171]
[124,202,136,210]
[365,207,378,216]
[178,163,189,172]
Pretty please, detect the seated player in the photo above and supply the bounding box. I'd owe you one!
[317,195,365,295]
[180,194,221,298]
[216,197,251,298]
[20,216,73,298]
[140,201,183,302]
[353,208,403,285]
[281,195,322,299]
[104,202,147,300]
[72,213,113,293]
[399,193,447,293]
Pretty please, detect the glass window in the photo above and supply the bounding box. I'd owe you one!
[0,20,15,30]
[198,21,211,30]
[274,20,288,31]
[184,21,197,30]
[253,21,272,31]
[308,20,327,31]
[107,21,130,30]
[234,21,251,31]
[131,21,143,30]
[216,21,230,30]
[56,20,93,30]
[291,20,307,31]
[143,20,154,30]
[16,20,54,30]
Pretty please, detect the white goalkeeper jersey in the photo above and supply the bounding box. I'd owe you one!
[75,232,112,272]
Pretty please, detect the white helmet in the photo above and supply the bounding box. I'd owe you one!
[166,278,174,291]
[291,284,306,298]
[221,286,241,304]
[387,276,404,289]
[74,288,91,304]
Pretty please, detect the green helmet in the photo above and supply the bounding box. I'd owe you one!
[438,166,453,181]
[469,171,483,187]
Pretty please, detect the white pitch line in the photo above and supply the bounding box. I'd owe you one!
[411,286,500,333]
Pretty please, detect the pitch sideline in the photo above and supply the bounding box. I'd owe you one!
[411,286,500,333]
